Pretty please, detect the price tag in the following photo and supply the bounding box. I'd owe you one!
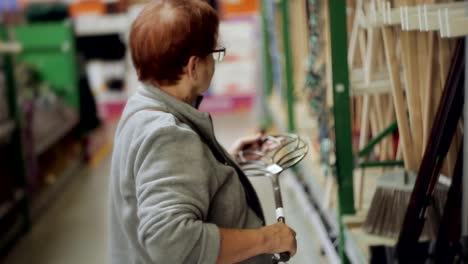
[266,164,283,174]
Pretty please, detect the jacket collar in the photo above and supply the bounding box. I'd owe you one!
[137,83,215,139]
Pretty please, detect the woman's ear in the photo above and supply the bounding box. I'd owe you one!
[187,56,199,81]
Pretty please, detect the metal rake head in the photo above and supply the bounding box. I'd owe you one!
[238,134,309,177]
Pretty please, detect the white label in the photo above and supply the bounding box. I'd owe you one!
[276,207,285,220]
[266,164,283,174]
[336,84,345,93]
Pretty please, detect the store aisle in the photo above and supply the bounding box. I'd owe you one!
[5,111,324,264]
[4,158,110,264]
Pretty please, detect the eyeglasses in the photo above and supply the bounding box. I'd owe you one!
[211,47,226,62]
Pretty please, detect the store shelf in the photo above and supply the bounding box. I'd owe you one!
[34,114,79,156]
[288,98,387,263]
[0,120,15,144]
[299,156,367,263]
[266,96,364,263]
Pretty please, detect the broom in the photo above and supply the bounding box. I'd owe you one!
[363,0,450,239]
[364,169,449,239]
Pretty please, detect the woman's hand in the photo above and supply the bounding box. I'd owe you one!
[230,133,285,162]
[229,133,264,157]
[217,223,297,264]
[260,222,297,256]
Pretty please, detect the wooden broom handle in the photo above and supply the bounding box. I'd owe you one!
[379,1,417,171]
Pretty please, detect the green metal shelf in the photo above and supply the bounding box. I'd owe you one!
[14,22,80,111]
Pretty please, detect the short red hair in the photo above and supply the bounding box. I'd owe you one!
[129,0,219,86]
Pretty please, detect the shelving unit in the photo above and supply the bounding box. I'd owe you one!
[261,0,467,263]
[0,23,30,256]
[0,19,85,255]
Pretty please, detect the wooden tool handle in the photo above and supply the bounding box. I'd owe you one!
[380,24,417,171]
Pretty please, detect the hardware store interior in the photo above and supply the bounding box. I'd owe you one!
[0,0,467,263]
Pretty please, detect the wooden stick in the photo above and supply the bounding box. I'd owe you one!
[359,28,367,71]
[357,168,366,210]
[377,1,395,161]
[356,97,363,137]
[348,2,362,67]
[374,29,389,160]
[396,140,403,160]
[359,95,371,150]
[422,32,435,151]
[380,2,417,171]
[436,41,450,176]
[439,38,452,90]
[364,22,377,85]
[437,37,457,177]
[384,94,396,159]
[399,0,424,167]
[364,2,388,159]
[416,0,430,152]
[370,104,381,155]
[374,94,387,159]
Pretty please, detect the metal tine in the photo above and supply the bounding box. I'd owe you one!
[274,143,304,164]
[279,148,308,165]
[275,139,308,165]
[275,138,308,162]
[270,134,297,153]
[271,136,299,161]
[278,151,308,169]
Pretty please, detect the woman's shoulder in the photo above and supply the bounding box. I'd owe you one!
[121,107,197,144]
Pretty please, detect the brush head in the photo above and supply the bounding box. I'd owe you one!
[364,169,448,239]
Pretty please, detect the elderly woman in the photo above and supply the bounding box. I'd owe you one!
[109,1,297,263]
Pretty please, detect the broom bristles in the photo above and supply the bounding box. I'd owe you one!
[364,169,448,239]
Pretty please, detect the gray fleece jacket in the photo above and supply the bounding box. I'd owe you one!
[109,84,271,264]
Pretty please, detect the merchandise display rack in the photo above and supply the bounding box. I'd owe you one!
[0,20,85,255]
[260,0,468,263]
[0,24,30,256]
